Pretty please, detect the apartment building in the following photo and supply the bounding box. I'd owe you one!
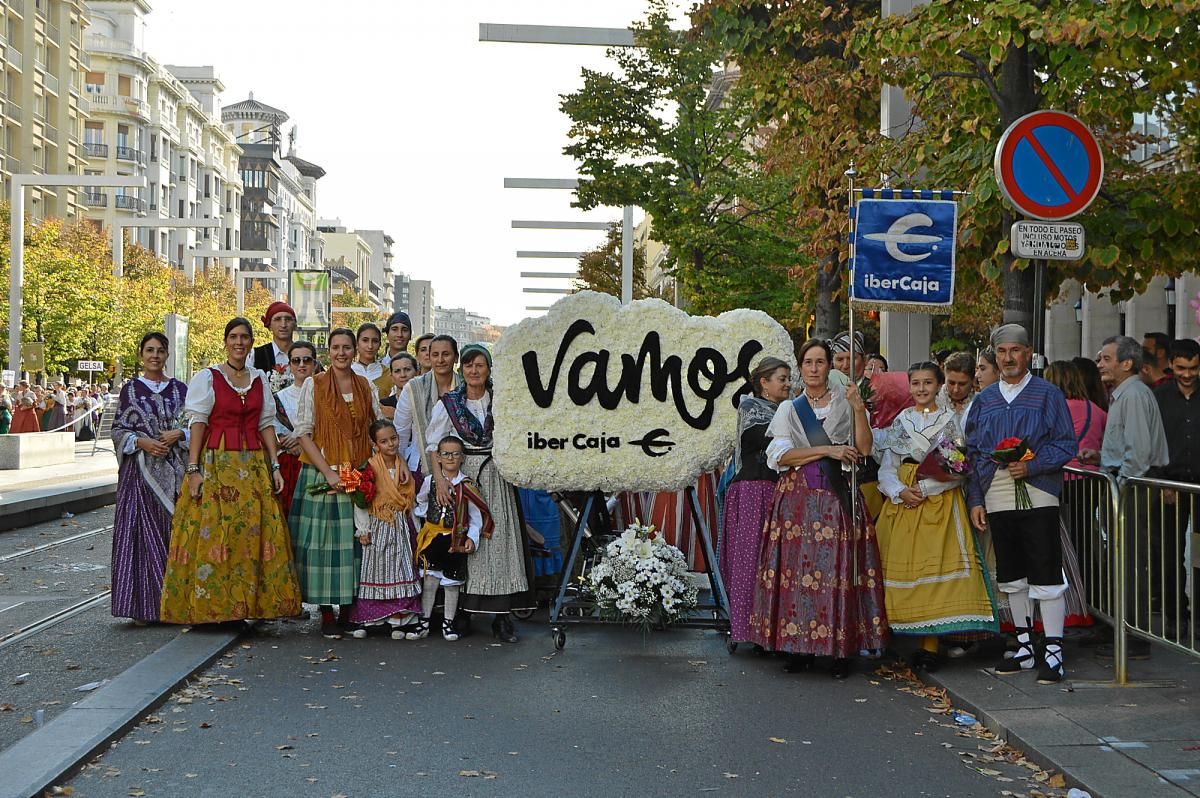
[356,229,395,315]
[408,279,434,338]
[80,1,242,273]
[222,94,323,296]
[0,0,91,221]
[318,219,372,304]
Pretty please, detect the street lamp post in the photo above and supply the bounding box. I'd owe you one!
[188,249,276,313]
[8,174,147,374]
[113,217,221,277]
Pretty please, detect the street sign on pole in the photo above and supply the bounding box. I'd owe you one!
[76,360,105,372]
[1010,221,1085,260]
[994,110,1103,221]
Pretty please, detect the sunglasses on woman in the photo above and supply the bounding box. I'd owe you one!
[290,356,315,365]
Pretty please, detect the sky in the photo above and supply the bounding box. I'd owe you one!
[144,0,668,327]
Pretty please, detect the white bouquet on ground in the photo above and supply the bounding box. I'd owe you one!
[588,521,698,630]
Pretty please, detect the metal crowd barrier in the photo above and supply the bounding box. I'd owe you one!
[1120,475,1199,682]
[1062,466,1199,685]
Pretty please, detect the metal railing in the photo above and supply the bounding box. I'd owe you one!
[82,192,106,207]
[1063,466,1199,684]
[82,141,108,158]
[114,194,143,211]
[7,45,22,70]
[115,145,139,162]
[1121,476,1199,670]
[5,101,19,123]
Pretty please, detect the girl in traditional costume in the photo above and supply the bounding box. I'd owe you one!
[160,318,301,625]
[410,435,492,641]
[349,420,422,637]
[291,327,388,639]
[273,341,318,517]
[874,361,998,672]
[110,332,188,623]
[426,344,535,642]
[748,339,887,679]
[721,356,791,645]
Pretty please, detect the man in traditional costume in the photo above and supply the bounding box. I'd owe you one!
[253,301,298,374]
[964,324,1076,683]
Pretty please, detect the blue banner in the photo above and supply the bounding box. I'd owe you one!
[852,199,957,309]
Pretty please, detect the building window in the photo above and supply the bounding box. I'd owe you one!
[116,124,129,148]
[117,75,132,97]
[85,71,104,93]
[83,121,103,144]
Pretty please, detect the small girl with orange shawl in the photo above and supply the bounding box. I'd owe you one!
[347,420,423,637]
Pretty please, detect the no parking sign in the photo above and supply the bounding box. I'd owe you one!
[994,110,1103,221]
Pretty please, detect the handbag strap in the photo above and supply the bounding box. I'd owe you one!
[1076,401,1092,445]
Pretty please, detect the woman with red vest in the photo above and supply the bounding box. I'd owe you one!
[160,317,302,624]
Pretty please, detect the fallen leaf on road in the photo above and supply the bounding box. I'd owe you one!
[128,789,146,797]
[0,704,13,712]
[48,787,74,796]
[854,698,867,703]
[276,744,294,751]
[199,722,212,729]
[1047,773,1066,788]
[768,737,786,744]
[977,768,1001,776]
[459,770,481,777]
[722,772,739,778]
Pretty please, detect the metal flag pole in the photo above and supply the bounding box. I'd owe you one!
[845,161,860,587]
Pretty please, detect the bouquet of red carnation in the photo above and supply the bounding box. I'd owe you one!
[306,462,375,509]
[991,436,1036,510]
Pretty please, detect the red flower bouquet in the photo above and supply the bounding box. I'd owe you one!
[306,462,375,509]
[991,436,1036,509]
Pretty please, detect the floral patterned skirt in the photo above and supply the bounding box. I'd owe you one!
[747,463,888,658]
[160,446,302,624]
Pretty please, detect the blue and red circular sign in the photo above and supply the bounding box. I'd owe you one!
[994,110,1103,221]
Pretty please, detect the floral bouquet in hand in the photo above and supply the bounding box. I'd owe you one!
[992,436,1036,509]
[588,521,698,631]
[916,434,971,482]
[306,462,376,509]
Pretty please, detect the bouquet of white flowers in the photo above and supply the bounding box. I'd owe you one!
[587,521,698,630]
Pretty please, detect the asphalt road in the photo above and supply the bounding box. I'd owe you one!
[0,506,179,750]
[63,617,1070,798]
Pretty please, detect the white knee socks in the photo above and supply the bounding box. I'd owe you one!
[421,575,439,619]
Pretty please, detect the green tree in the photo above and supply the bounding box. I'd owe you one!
[560,0,808,325]
[573,222,650,300]
[853,0,1200,331]
[702,0,896,338]
[332,287,378,332]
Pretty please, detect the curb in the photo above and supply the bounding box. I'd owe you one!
[922,669,1193,798]
[0,480,117,531]
[0,626,243,798]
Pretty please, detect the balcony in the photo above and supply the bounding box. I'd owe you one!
[7,46,22,71]
[86,93,149,120]
[4,156,19,173]
[115,145,140,162]
[47,24,61,44]
[82,142,108,158]
[76,95,89,113]
[84,34,148,64]
[115,195,144,212]
[43,123,57,145]
[43,72,58,95]
[82,192,107,207]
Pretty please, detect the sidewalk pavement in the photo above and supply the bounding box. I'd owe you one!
[925,631,1200,798]
[0,441,117,530]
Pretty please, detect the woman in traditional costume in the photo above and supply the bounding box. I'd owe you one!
[10,394,39,433]
[349,419,422,637]
[721,356,791,646]
[273,340,318,517]
[110,332,188,623]
[160,318,301,625]
[426,344,534,642]
[350,323,392,402]
[748,339,887,679]
[395,335,462,483]
[291,327,388,639]
[874,362,998,672]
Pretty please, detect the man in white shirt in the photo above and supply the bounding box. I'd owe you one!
[253,301,297,373]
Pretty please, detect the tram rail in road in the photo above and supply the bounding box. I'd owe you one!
[0,523,115,652]
[0,524,114,565]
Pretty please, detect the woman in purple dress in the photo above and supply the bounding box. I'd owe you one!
[720,356,791,647]
[110,332,188,623]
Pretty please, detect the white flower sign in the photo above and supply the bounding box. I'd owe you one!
[493,291,794,492]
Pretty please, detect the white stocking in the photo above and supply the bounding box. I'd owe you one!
[443,585,460,622]
[421,575,439,619]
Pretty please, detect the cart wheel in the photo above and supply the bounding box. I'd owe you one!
[726,637,738,655]
[512,607,535,621]
[553,629,567,650]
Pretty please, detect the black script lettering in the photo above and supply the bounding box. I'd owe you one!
[520,320,766,431]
